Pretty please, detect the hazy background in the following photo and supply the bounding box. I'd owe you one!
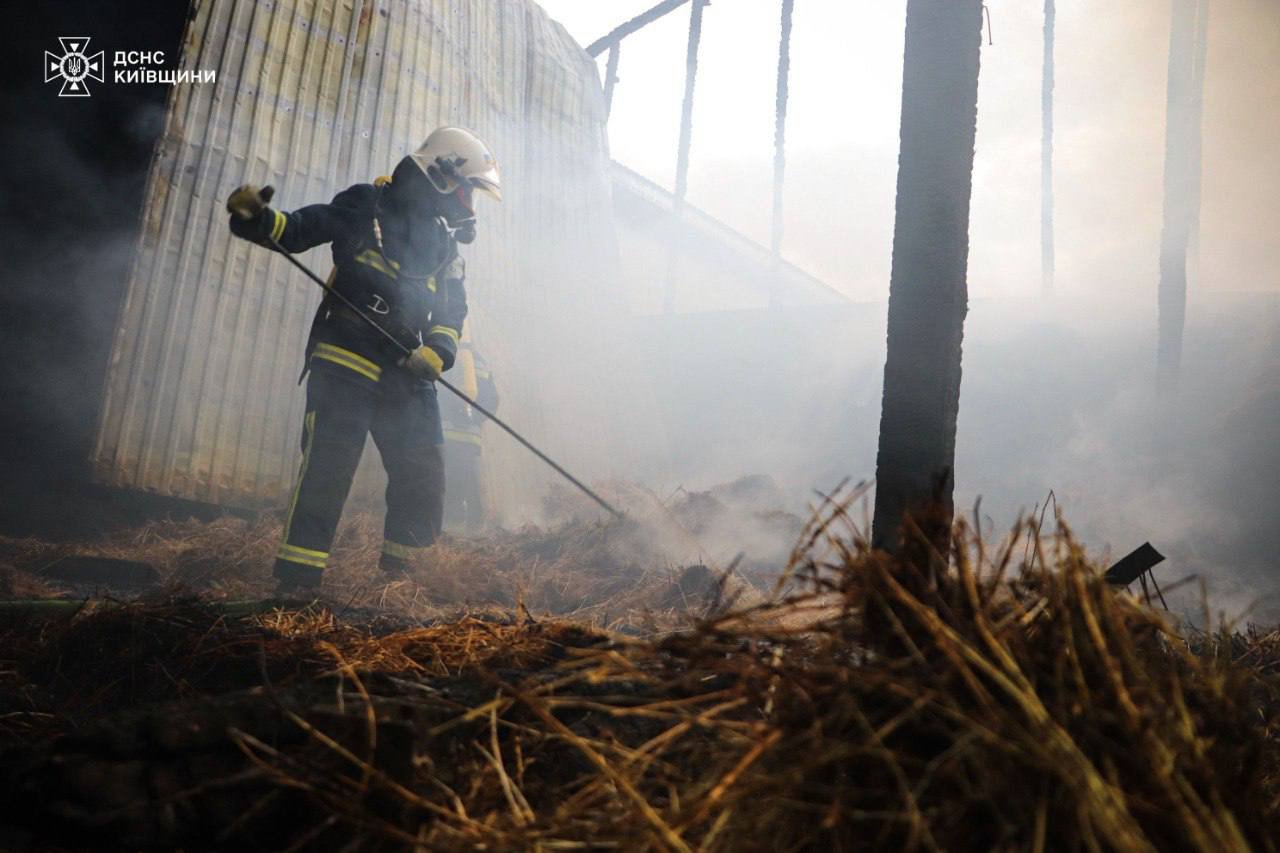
[533,0,1280,615]
[541,0,1279,301]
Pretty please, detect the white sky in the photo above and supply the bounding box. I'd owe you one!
[536,0,1280,302]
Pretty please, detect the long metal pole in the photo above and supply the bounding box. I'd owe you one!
[1185,0,1210,287]
[769,0,795,305]
[663,0,707,315]
[603,42,621,119]
[1157,0,1198,394]
[266,235,623,519]
[1041,0,1055,295]
[673,0,705,205]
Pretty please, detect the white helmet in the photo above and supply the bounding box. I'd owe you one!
[408,126,501,202]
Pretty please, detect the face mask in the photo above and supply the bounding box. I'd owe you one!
[441,185,477,243]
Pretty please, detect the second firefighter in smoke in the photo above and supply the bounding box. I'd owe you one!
[226,127,501,593]
[441,347,498,533]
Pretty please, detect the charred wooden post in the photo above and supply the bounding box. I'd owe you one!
[871,0,984,558]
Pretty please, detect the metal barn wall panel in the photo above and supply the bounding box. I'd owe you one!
[94,0,666,517]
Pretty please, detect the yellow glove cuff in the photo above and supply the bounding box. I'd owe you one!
[408,345,444,379]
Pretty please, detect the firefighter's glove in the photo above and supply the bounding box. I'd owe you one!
[405,345,444,380]
[227,184,274,219]
[226,184,282,244]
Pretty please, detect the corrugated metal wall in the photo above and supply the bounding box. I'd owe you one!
[93,0,665,517]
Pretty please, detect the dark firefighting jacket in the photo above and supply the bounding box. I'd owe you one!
[248,181,467,386]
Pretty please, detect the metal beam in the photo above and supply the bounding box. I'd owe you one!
[585,0,692,57]
[769,0,795,305]
[1041,0,1055,295]
[603,42,621,117]
[1185,0,1210,284]
[664,0,708,314]
[673,0,705,204]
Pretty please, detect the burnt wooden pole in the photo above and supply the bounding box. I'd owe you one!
[871,0,984,556]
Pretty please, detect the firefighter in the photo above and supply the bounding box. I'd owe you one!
[225,127,501,593]
[441,349,498,532]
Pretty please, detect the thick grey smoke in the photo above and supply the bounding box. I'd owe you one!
[518,0,1280,616]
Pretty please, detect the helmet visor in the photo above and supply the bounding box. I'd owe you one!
[468,167,501,202]
[407,150,501,202]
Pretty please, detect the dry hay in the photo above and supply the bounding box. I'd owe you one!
[0,494,1278,851]
[0,508,763,632]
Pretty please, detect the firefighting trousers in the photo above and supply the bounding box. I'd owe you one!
[274,362,445,587]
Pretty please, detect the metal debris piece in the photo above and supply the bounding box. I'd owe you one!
[1104,542,1165,587]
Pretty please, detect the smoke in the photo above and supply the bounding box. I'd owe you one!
[509,0,1280,616]
[578,282,1280,616]
[0,0,190,534]
[572,0,1280,302]
[954,291,1280,618]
